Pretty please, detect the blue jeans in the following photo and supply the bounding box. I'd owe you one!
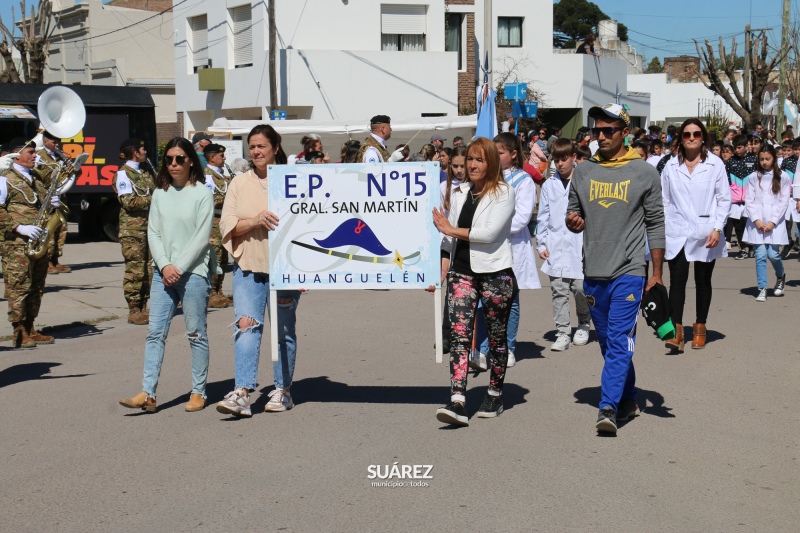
[475,292,520,355]
[142,269,211,399]
[232,263,301,391]
[583,275,644,412]
[754,244,784,289]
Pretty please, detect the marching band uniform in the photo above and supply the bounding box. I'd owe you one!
[113,138,155,325]
[34,131,71,274]
[357,115,392,163]
[202,143,232,308]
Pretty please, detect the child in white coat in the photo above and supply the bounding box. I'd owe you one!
[537,139,592,351]
[744,145,792,301]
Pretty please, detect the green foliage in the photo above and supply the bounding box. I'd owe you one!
[553,0,607,48]
[156,141,168,172]
[715,56,745,70]
[645,57,663,73]
[618,22,628,42]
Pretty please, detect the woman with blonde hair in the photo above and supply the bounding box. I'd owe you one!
[431,138,517,426]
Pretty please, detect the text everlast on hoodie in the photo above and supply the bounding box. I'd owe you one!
[567,147,665,279]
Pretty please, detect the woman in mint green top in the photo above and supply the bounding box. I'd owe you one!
[119,137,215,414]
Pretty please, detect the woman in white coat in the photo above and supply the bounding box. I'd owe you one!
[662,119,731,352]
[744,144,792,302]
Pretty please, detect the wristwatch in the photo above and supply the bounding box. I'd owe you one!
[713,228,722,234]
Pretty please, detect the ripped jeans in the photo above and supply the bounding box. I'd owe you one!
[232,263,301,391]
[142,269,211,399]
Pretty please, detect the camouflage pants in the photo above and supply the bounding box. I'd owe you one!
[5,244,49,323]
[120,232,153,308]
[48,218,68,262]
[210,217,228,293]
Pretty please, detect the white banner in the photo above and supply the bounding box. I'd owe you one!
[268,162,441,290]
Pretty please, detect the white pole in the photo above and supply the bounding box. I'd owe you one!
[434,287,443,363]
[270,289,279,362]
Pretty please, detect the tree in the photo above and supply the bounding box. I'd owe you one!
[553,0,606,48]
[695,32,790,131]
[0,1,53,84]
[785,19,800,111]
[617,23,628,42]
[645,57,662,73]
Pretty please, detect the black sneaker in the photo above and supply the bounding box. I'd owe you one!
[596,407,617,434]
[774,274,786,297]
[617,399,641,421]
[436,401,469,426]
[476,393,503,418]
[781,245,792,259]
[735,250,748,260]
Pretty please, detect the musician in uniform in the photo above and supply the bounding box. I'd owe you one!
[114,138,156,325]
[34,130,71,274]
[357,115,393,163]
[202,143,232,308]
[0,138,57,348]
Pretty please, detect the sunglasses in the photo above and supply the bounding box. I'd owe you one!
[682,131,703,140]
[591,126,624,137]
[163,154,188,165]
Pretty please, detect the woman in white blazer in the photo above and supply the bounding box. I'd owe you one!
[744,144,792,302]
[431,138,516,426]
[662,119,731,352]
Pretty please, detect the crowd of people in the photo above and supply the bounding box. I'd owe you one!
[1,106,797,435]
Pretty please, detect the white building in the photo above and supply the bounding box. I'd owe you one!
[37,0,178,136]
[174,0,649,137]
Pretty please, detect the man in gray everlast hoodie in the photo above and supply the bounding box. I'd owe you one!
[566,103,665,435]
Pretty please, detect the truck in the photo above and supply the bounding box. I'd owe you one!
[0,83,157,241]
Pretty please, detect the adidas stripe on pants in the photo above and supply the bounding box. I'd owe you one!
[583,275,644,412]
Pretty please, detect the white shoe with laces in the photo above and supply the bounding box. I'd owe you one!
[265,387,294,412]
[573,323,591,346]
[551,333,571,351]
[468,349,488,371]
[216,387,252,417]
[506,351,516,368]
[756,288,767,302]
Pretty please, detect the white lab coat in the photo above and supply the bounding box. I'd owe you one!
[744,170,792,245]
[536,173,584,280]
[503,168,541,289]
[662,153,731,261]
[782,168,800,223]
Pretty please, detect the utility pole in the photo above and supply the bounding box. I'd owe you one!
[743,24,751,109]
[268,0,277,111]
[776,0,790,133]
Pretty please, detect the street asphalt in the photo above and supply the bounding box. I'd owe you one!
[1,227,798,532]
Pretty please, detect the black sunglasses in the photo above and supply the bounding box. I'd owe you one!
[163,154,188,165]
[682,131,703,140]
[591,126,624,137]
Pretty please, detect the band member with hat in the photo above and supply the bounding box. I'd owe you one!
[114,138,156,325]
[33,130,71,274]
[0,137,58,348]
[357,115,393,163]
[202,143,232,308]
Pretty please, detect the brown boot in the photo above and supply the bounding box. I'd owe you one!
[185,394,206,412]
[127,303,149,325]
[691,323,707,349]
[25,319,54,345]
[52,263,72,273]
[119,392,157,412]
[12,322,36,349]
[47,264,59,275]
[208,291,231,308]
[665,323,684,353]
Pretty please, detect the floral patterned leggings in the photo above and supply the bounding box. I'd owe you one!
[447,269,517,397]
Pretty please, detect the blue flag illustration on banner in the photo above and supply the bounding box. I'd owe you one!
[314,218,392,255]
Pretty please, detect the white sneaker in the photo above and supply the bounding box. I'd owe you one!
[573,323,591,346]
[265,387,294,412]
[216,387,252,417]
[468,349,488,371]
[506,351,516,368]
[756,288,767,302]
[551,333,571,351]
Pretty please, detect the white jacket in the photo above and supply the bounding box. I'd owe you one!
[744,170,792,245]
[503,168,541,289]
[439,179,461,252]
[662,153,731,262]
[537,173,584,279]
[445,181,515,274]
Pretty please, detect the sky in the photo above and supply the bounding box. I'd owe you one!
[0,0,795,64]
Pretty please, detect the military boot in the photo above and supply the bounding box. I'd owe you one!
[25,319,54,345]
[208,290,231,308]
[12,322,37,349]
[128,302,149,325]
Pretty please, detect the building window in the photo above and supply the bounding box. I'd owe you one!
[445,13,463,70]
[381,4,426,51]
[498,17,522,48]
[189,14,209,72]
[230,4,253,68]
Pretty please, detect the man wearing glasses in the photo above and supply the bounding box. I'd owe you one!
[565,104,665,435]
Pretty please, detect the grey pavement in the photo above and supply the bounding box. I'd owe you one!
[1,234,799,531]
